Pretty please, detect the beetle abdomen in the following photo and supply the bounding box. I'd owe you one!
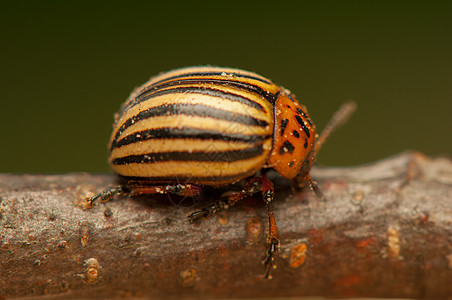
[109,66,278,186]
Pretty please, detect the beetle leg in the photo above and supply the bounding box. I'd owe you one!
[304,174,324,201]
[130,184,202,197]
[187,175,280,278]
[261,174,279,279]
[187,177,262,223]
[88,184,202,206]
[222,177,262,206]
[88,186,128,205]
[292,174,325,201]
[187,199,228,222]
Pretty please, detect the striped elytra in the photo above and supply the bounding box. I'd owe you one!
[108,66,317,187]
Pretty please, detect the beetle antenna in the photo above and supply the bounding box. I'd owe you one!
[315,101,357,155]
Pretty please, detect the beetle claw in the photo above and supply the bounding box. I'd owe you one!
[263,241,278,279]
[187,210,209,223]
[187,199,227,223]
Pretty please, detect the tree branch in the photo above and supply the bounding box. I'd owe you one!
[1,151,451,299]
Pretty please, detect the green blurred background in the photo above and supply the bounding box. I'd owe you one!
[1,1,451,173]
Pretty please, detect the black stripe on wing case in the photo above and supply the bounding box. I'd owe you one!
[111,127,271,150]
[112,103,269,147]
[129,79,277,111]
[147,70,274,87]
[112,145,264,165]
[118,85,269,118]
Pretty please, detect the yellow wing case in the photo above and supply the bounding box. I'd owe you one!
[109,66,279,186]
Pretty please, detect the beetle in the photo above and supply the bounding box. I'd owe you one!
[89,66,356,278]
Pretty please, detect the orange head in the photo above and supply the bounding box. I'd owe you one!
[268,91,317,180]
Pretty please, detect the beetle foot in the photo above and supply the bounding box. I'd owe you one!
[187,199,227,223]
[187,209,209,223]
[304,175,326,201]
[263,240,279,279]
[88,186,127,206]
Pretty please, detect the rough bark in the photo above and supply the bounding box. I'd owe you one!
[1,151,451,299]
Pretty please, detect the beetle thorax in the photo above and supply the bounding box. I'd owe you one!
[267,91,316,179]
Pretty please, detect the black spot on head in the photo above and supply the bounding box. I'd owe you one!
[296,107,313,126]
[289,161,294,167]
[279,140,295,155]
[293,130,300,138]
[280,119,289,136]
[287,94,297,103]
[295,115,311,138]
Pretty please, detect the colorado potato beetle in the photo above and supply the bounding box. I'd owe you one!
[89,66,356,278]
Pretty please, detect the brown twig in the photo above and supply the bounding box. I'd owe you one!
[1,151,451,299]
